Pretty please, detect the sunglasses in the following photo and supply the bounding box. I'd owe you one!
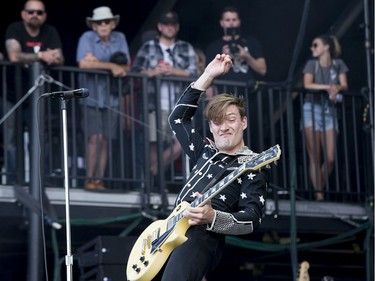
[311,43,318,48]
[93,19,112,25]
[24,9,45,16]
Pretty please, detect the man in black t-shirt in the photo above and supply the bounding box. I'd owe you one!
[205,6,267,84]
[5,0,64,66]
[2,0,64,184]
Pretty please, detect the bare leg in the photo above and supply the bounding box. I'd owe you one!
[150,141,182,176]
[150,142,158,176]
[304,128,324,200]
[162,141,182,169]
[320,129,336,190]
[87,134,99,179]
[98,135,108,179]
[86,134,107,189]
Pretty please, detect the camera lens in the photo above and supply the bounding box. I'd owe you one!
[229,42,239,55]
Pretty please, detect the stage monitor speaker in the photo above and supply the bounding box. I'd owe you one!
[79,264,125,281]
[77,235,137,268]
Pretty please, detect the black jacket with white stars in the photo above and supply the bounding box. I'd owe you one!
[168,84,268,235]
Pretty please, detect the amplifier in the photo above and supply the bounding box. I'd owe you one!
[79,264,126,281]
[77,236,137,268]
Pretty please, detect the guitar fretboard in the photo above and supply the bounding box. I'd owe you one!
[192,163,247,208]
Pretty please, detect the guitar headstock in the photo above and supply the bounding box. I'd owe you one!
[245,144,281,171]
[298,261,310,281]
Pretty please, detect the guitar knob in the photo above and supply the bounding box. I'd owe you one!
[143,260,149,266]
[140,256,145,262]
[135,267,141,273]
[132,264,137,269]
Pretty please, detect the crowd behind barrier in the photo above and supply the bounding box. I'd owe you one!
[0,62,372,207]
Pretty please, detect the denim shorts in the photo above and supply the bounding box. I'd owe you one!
[303,102,338,131]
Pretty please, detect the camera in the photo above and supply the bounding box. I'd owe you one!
[226,27,241,56]
[229,41,239,56]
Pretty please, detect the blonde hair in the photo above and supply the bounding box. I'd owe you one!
[316,34,342,58]
[204,94,246,124]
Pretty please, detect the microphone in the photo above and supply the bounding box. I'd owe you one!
[42,88,89,99]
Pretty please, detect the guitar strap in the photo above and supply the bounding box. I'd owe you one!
[200,157,238,194]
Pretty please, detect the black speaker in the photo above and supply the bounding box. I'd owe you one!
[79,264,126,281]
[77,235,137,281]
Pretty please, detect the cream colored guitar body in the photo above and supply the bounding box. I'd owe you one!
[126,201,190,281]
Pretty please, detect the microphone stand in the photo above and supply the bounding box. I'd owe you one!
[59,97,74,281]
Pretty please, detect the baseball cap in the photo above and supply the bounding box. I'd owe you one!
[158,11,179,24]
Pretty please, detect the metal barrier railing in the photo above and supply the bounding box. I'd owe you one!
[0,62,372,207]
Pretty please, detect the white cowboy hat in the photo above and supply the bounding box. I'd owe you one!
[86,6,120,28]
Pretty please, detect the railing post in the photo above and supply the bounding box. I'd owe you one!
[27,61,44,281]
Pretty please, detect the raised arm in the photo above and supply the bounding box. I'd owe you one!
[193,54,232,90]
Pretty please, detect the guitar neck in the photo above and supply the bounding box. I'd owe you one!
[192,162,247,208]
[191,144,281,208]
[167,166,247,229]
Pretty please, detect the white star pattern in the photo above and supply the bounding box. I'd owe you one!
[207,174,213,179]
[191,129,195,133]
[237,178,242,184]
[248,173,256,180]
[259,195,265,205]
[174,118,182,124]
[219,194,227,201]
[189,143,195,151]
[191,192,197,198]
[240,192,247,199]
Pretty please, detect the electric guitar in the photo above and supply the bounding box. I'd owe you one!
[126,145,281,281]
[298,261,310,281]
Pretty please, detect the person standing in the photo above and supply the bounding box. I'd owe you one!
[4,0,64,184]
[5,0,64,66]
[131,10,197,177]
[302,34,349,201]
[153,54,268,280]
[205,6,266,86]
[76,6,130,190]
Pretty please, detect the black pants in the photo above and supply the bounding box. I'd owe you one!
[153,225,225,281]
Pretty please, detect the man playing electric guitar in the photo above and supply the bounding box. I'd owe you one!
[128,54,272,281]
